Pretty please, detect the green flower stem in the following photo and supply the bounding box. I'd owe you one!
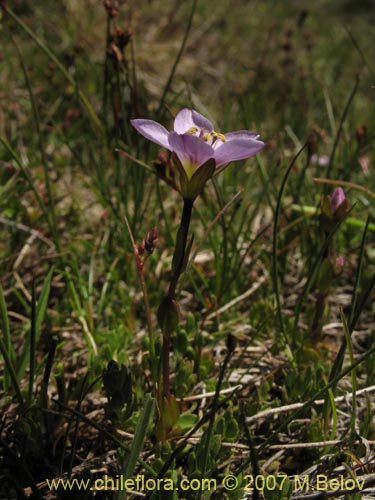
[311,292,328,345]
[161,333,171,400]
[161,198,194,401]
[168,198,194,299]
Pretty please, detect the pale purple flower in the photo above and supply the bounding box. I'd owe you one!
[332,255,346,276]
[335,255,345,268]
[310,153,329,167]
[329,187,346,213]
[130,108,264,180]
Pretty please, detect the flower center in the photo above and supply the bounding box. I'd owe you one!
[203,131,226,144]
[205,130,226,143]
[185,127,226,144]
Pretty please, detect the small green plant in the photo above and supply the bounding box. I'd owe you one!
[131,109,264,439]
[311,187,350,344]
[103,360,133,427]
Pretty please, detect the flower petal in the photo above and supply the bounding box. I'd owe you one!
[173,109,195,134]
[130,119,170,149]
[330,187,346,212]
[168,131,214,178]
[191,110,214,133]
[211,131,260,150]
[173,108,213,135]
[213,137,265,167]
[224,130,260,141]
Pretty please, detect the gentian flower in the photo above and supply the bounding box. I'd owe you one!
[131,108,264,199]
[329,187,346,213]
[321,186,350,233]
[333,255,345,274]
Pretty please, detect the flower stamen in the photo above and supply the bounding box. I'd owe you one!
[186,126,198,135]
[211,131,226,142]
[202,130,226,143]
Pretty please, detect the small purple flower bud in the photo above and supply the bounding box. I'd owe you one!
[329,187,346,213]
[333,255,345,276]
[335,255,345,267]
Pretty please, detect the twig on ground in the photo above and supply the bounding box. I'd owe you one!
[206,273,268,321]
[246,384,375,424]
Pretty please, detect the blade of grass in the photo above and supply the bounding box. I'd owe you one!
[348,216,371,327]
[348,270,375,334]
[345,25,375,81]
[116,395,155,500]
[28,281,36,405]
[57,373,102,482]
[329,271,375,388]
[53,397,130,453]
[62,266,98,357]
[116,148,176,182]
[40,336,58,415]
[212,179,229,297]
[1,4,104,135]
[102,12,111,136]
[255,154,279,208]
[223,227,269,304]
[192,190,241,263]
[323,377,338,443]
[330,215,374,382]
[241,410,260,500]
[323,86,337,137]
[189,267,212,308]
[0,137,50,227]
[314,178,375,202]
[156,0,198,114]
[54,363,66,406]
[0,333,24,407]
[156,178,174,246]
[362,393,372,438]
[340,309,357,435]
[0,284,15,390]
[120,207,156,380]
[98,256,120,317]
[40,337,59,454]
[52,398,157,476]
[35,266,54,335]
[273,143,308,355]
[67,373,89,478]
[323,77,359,188]
[291,207,354,346]
[197,335,236,500]
[292,216,352,346]
[291,204,375,232]
[17,267,54,379]
[115,58,130,145]
[12,36,60,251]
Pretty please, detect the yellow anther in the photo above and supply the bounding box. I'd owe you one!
[211,131,226,142]
[189,128,226,143]
[186,126,198,135]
